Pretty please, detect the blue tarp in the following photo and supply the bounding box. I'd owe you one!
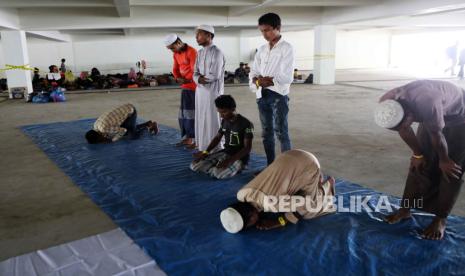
[22,119,465,275]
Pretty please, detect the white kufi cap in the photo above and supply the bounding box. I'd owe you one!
[164,33,178,46]
[220,207,244,234]
[374,99,405,129]
[196,25,215,34]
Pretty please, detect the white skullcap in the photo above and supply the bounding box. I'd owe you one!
[374,99,405,129]
[164,33,178,46]
[220,207,244,234]
[196,25,215,35]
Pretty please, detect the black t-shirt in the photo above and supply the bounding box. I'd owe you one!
[218,114,254,164]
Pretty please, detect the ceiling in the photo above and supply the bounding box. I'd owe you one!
[0,0,465,41]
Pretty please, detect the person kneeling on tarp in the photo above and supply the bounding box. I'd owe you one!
[190,95,254,179]
[220,150,336,233]
[85,103,158,144]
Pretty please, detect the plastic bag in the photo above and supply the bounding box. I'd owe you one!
[32,93,50,103]
[50,88,66,102]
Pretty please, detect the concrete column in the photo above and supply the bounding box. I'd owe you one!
[313,25,336,85]
[1,30,33,98]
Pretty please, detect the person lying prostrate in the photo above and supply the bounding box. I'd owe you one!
[85,103,158,144]
[220,150,335,233]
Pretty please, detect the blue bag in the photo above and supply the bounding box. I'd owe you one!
[32,93,50,103]
[50,88,66,102]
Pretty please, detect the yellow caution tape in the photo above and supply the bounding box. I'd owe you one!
[313,54,335,60]
[0,64,35,71]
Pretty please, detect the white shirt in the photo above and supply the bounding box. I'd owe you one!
[47,73,62,81]
[249,38,295,98]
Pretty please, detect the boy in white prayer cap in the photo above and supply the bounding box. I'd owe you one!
[164,33,197,148]
[220,150,335,234]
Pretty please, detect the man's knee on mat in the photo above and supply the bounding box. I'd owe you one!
[190,160,210,173]
[208,160,243,179]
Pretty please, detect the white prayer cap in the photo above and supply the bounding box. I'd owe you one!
[220,207,244,234]
[196,24,215,35]
[374,99,405,129]
[164,33,178,46]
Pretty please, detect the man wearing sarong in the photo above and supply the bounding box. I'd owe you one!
[374,80,465,240]
[165,33,197,147]
[191,95,253,179]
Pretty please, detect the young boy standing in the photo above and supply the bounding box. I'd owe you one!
[249,13,295,165]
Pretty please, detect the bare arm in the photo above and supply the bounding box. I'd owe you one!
[217,137,252,168]
[429,130,462,180]
[397,124,423,156]
[206,133,223,153]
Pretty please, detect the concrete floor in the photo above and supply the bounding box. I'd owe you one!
[1,77,465,261]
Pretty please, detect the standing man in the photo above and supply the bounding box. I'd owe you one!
[445,41,459,76]
[60,58,67,73]
[249,13,295,165]
[165,33,197,147]
[458,48,465,80]
[374,80,465,240]
[193,25,225,152]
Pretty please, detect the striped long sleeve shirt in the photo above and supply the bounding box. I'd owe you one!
[93,103,135,142]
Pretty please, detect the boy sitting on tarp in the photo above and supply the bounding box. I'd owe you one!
[85,103,158,144]
[190,95,253,179]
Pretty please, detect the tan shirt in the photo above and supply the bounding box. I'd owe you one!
[237,150,335,224]
[93,104,134,142]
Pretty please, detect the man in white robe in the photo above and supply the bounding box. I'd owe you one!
[193,25,225,151]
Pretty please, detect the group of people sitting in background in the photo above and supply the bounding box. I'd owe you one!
[8,58,259,94]
[31,59,163,93]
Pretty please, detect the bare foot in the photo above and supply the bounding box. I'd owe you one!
[147,121,159,135]
[422,217,446,240]
[176,138,192,147]
[320,176,335,185]
[384,208,411,224]
[185,143,197,150]
[324,176,336,194]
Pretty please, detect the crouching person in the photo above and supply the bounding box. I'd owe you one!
[85,103,158,144]
[220,150,336,233]
[190,95,253,179]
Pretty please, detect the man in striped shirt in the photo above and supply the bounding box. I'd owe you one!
[85,103,158,144]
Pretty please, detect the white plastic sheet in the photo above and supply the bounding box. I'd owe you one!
[0,228,166,276]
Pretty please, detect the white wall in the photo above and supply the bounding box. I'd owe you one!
[70,34,240,75]
[27,38,74,73]
[240,29,390,71]
[336,29,390,69]
[239,30,315,70]
[0,28,391,78]
[390,30,465,73]
[1,33,241,78]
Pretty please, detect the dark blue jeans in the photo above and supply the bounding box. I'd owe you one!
[257,89,291,165]
[120,109,147,140]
